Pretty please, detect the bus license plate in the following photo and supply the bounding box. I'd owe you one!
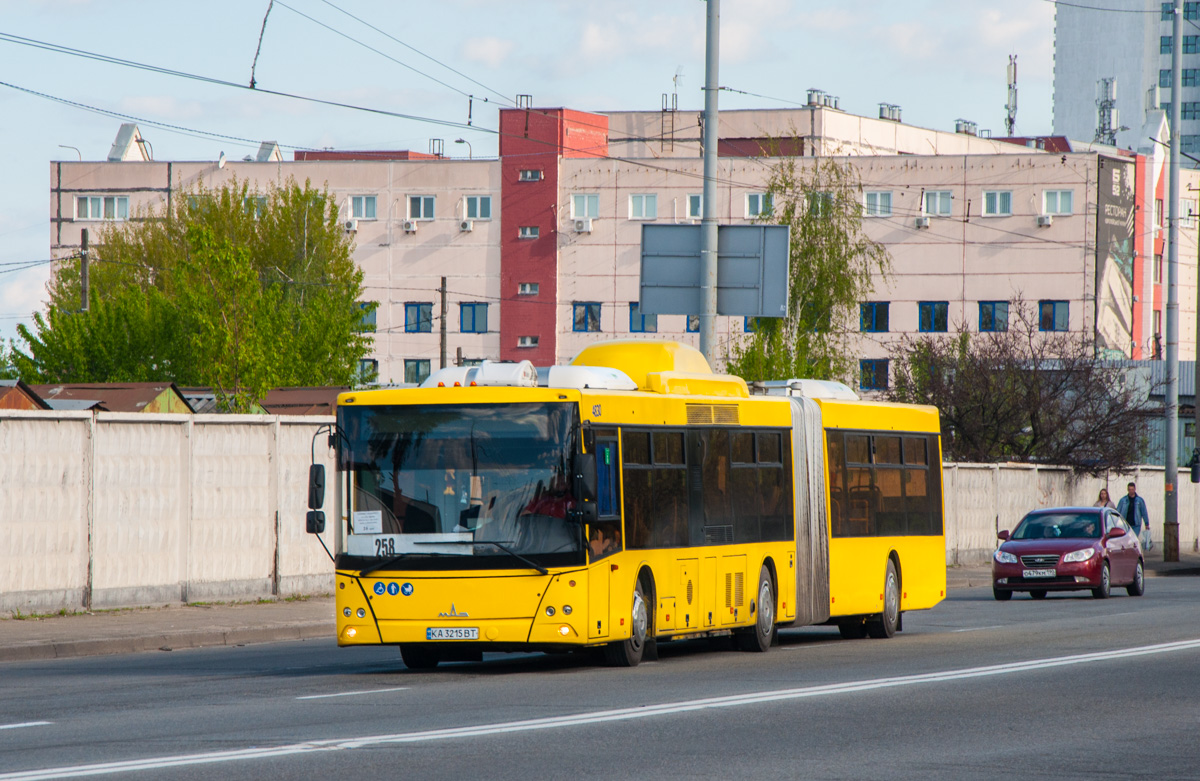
[1022,568,1055,578]
[426,627,479,640]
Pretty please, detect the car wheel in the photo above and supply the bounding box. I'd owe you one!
[1126,560,1145,597]
[993,588,1012,601]
[604,577,649,667]
[838,618,868,639]
[736,565,776,652]
[1029,589,1048,600]
[1092,562,1111,599]
[400,644,441,670]
[866,560,900,639]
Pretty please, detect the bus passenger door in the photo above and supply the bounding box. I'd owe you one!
[589,561,610,639]
[588,436,620,640]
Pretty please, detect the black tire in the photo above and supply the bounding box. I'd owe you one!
[838,618,868,639]
[1092,562,1111,599]
[1029,589,1048,600]
[604,576,650,667]
[1127,560,1145,597]
[993,588,1012,601]
[866,560,900,639]
[400,644,441,670]
[736,565,776,652]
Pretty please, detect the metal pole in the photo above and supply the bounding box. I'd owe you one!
[80,228,89,313]
[698,0,720,366]
[440,276,448,370]
[1165,0,1182,561]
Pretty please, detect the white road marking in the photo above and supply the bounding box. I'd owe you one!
[951,625,1006,633]
[5,637,1200,780]
[0,722,51,731]
[296,687,408,700]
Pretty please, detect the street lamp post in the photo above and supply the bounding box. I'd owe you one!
[455,138,472,159]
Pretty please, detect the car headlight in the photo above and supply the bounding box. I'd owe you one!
[994,550,1018,564]
[1062,548,1096,563]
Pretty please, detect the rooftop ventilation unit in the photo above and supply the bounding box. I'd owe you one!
[955,119,978,136]
[878,103,902,122]
[806,88,826,107]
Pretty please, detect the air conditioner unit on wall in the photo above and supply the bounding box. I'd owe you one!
[403,219,418,232]
[574,218,593,233]
[344,219,358,232]
[460,219,473,232]
[915,216,930,229]
[1037,215,1053,227]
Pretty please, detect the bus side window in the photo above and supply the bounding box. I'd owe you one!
[826,431,846,536]
[596,439,619,518]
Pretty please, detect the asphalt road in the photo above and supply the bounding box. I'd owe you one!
[2,580,1198,781]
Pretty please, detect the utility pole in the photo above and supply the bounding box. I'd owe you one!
[1165,0,1182,561]
[439,276,448,370]
[698,0,720,367]
[80,228,90,313]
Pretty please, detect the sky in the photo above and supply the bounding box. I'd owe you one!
[0,0,1060,346]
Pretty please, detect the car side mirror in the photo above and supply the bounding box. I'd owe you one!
[306,510,326,534]
[1108,526,1126,539]
[308,464,325,510]
[997,530,1010,541]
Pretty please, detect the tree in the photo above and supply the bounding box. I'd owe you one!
[725,155,890,382]
[887,301,1156,476]
[13,178,374,412]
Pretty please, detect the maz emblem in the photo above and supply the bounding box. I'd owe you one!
[438,604,469,618]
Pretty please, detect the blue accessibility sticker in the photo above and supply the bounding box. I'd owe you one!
[401,582,414,596]
[387,582,400,596]
[373,582,386,595]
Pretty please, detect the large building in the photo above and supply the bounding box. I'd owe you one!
[49,97,1196,388]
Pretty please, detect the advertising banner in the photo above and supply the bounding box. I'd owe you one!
[1095,156,1136,359]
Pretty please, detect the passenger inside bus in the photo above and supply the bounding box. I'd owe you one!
[589,522,621,559]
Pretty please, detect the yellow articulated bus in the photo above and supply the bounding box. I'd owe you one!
[304,340,945,669]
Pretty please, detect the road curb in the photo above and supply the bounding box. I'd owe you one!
[0,622,331,664]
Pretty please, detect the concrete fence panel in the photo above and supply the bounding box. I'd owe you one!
[276,418,337,595]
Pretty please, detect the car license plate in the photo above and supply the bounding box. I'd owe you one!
[426,627,479,640]
[1022,568,1055,578]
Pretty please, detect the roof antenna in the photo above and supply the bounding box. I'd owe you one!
[1005,54,1018,137]
[250,0,275,89]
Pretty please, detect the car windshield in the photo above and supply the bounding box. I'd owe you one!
[337,402,583,568]
[1012,512,1100,540]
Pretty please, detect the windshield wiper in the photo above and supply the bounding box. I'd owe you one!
[358,554,408,577]
[476,541,548,575]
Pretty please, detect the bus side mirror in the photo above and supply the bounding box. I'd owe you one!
[574,452,597,503]
[306,510,326,534]
[1190,449,1200,483]
[308,464,325,509]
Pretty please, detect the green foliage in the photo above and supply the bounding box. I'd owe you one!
[13,178,374,411]
[725,155,890,382]
[0,342,18,379]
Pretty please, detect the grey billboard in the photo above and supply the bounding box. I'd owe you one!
[1095,156,1136,359]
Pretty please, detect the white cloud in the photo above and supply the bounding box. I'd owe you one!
[462,36,516,69]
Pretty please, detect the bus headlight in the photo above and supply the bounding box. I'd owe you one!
[559,625,571,636]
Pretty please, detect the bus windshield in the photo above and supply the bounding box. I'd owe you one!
[337,402,583,567]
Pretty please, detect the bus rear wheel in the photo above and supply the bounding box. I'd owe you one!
[400,644,441,670]
[604,578,649,667]
[736,565,776,652]
[866,560,900,639]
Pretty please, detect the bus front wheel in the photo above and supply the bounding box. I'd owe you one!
[736,565,776,652]
[400,644,442,670]
[866,560,900,639]
[604,578,649,667]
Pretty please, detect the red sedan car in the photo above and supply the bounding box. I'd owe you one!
[992,507,1145,600]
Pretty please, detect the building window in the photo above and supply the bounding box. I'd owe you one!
[1155,254,1163,284]
[518,169,542,181]
[518,282,539,295]
[244,196,268,219]
[924,190,952,216]
[517,335,539,348]
[351,195,376,220]
[1039,300,1069,332]
[357,302,377,333]
[687,194,703,220]
[747,192,773,218]
[518,226,539,239]
[864,191,892,217]
[918,301,949,333]
[1185,102,1200,120]
[983,190,1012,216]
[404,359,431,385]
[1183,137,1200,156]
[979,301,1009,332]
[465,195,491,220]
[629,194,657,220]
[574,302,601,332]
[409,195,435,220]
[405,302,432,333]
[76,195,129,221]
[629,302,658,333]
[356,359,378,383]
[807,191,833,217]
[1188,35,1200,53]
[1044,190,1074,215]
[1185,198,1199,227]
[460,302,488,333]
[572,194,600,219]
[1163,35,1173,54]
[860,302,890,333]
[860,359,889,391]
[1156,198,1165,227]
[687,315,700,333]
[1164,2,1198,19]
[1161,70,1171,89]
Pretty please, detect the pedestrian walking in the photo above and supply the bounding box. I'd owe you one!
[1093,488,1116,509]
[1116,482,1152,550]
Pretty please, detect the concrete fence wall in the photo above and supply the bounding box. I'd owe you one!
[3,411,1199,615]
